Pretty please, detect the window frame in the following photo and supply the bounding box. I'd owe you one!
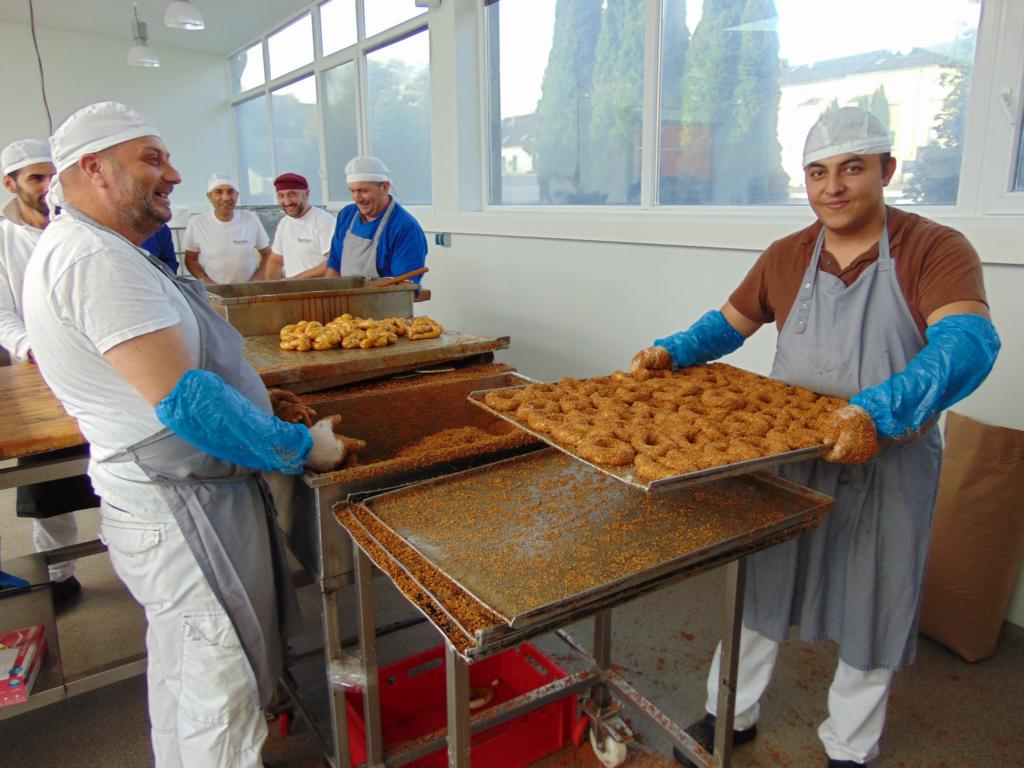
[226,0,435,207]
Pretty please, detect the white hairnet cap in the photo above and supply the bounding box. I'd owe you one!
[2,139,52,176]
[207,173,238,193]
[48,101,160,209]
[345,156,391,183]
[802,107,892,167]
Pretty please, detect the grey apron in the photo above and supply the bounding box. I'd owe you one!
[65,206,301,704]
[338,197,397,277]
[744,213,942,671]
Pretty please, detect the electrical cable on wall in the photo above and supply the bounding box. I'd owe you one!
[28,0,53,133]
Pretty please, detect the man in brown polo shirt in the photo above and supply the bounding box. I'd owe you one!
[633,108,1000,768]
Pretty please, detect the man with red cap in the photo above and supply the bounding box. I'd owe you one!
[263,172,335,280]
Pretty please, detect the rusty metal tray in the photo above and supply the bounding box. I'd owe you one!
[340,449,833,659]
[246,330,511,393]
[207,276,415,336]
[468,385,824,493]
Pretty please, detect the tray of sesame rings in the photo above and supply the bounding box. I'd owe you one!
[468,363,846,493]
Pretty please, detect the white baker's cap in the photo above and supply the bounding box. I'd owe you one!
[802,107,892,167]
[2,139,52,176]
[345,155,391,184]
[48,101,160,208]
[207,172,238,193]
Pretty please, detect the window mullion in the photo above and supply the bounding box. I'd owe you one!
[639,0,662,210]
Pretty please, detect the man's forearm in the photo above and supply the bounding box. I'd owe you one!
[184,252,214,284]
[290,259,328,279]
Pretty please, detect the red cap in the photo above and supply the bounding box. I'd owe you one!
[274,172,309,191]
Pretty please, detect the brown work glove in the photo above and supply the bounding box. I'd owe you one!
[822,405,879,464]
[268,388,317,427]
[629,346,671,374]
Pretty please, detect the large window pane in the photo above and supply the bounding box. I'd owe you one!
[230,43,265,93]
[272,76,322,204]
[320,0,357,56]
[268,13,313,81]
[235,96,274,205]
[1014,119,1024,192]
[658,0,979,206]
[487,0,644,205]
[323,61,359,199]
[367,31,431,204]
[364,1,427,39]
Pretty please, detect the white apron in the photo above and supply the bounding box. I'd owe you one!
[337,197,397,278]
[744,214,942,671]
[66,207,302,704]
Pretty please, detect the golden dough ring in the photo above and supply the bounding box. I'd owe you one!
[483,390,523,413]
[633,453,676,481]
[699,387,747,412]
[576,435,635,467]
[629,428,675,457]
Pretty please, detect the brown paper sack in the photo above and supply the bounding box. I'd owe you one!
[919,412,1024,661]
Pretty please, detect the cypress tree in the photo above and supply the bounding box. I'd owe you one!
[531,0,603,203]
[588,0,646,203]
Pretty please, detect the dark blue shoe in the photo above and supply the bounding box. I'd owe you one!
[672,714,757,767]
[52,575,81,603]
[827,760,867,767]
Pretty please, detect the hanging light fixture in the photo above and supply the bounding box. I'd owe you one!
[127,4,160,67]
[164,1,205,31]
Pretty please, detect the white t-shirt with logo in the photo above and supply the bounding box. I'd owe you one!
[183,210,269,284]
[272,205,335,277]
[22,213,201,498]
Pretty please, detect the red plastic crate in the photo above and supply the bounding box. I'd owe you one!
[345,643,576,767]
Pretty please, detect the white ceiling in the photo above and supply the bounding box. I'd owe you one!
[0,0,312,57]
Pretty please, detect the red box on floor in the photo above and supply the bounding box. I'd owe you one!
[0,625,47,707]
[345,643,576,767]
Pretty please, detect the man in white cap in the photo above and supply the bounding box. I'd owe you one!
[263,172,335,280]
[325,155,427,281]
[1,138,98,603]
[182,173,270,284]
[22,101,355,768]
[633,107,999,768]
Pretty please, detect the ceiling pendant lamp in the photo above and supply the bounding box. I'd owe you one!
[164,1,205,31]
[127,4,160,68]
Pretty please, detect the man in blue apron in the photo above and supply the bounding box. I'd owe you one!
[634,108,1000,767]
[23,101,356,768]
[324,155,428,281]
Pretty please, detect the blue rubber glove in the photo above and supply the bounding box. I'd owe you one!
[653,309,745,368]
[156,369,313,474]
[851,314,1001,439]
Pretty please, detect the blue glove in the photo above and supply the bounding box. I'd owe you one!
[653,309,745,368]
[156,369,313,474]
[851,314,1001,439]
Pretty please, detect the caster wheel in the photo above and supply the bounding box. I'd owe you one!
[277,711,292,739]
[589,725,628,768]
[571,714,590,747]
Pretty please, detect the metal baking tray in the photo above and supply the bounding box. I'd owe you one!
[246,330,511,393]
[273,366,542,583]
[468,384,824,493]
[207,276,415,336]
[341,449,834,659]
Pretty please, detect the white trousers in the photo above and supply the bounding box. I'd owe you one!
[98,500,267,768]
[33,513,78,582]
[705,624,893,764]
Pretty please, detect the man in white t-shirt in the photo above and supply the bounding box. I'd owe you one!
[264,172,334,280]
[1,138,96,603]
[23,101,353,767]
[182,173,270,284]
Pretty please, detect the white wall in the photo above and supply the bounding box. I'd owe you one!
[417,230,1024,626]
[0,20,230,211]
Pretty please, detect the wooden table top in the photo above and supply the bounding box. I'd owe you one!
[0,363,85,460]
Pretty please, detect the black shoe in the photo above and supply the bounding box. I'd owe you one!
[827,760,867,767]
[672,714,757,767]
[52,575,81,603]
